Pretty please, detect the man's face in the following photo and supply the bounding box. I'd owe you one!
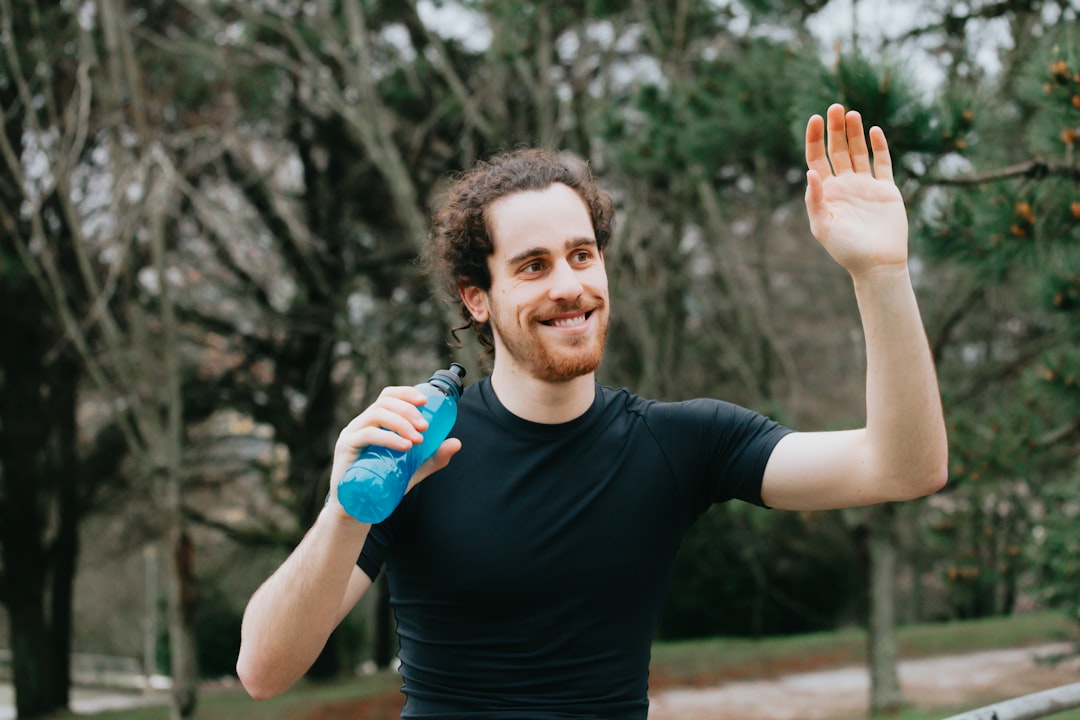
[461,183,610,383]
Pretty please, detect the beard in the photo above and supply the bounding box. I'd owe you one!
[489,299,608,383]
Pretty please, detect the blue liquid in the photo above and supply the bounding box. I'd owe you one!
[338,384,459,523]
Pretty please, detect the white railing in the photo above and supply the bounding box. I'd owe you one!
[943,683,1080,720]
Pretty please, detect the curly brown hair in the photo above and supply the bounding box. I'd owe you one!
[425,148,615,358]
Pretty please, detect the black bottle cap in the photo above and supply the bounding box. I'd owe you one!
[428,363,466,397]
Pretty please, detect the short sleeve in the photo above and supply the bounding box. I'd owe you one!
[357,516,396,582]
[644,398,793,514]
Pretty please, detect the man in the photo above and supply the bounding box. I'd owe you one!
[236,104,948,718]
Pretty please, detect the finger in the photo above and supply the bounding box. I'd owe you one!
[377,384,431,409]
[343,392,429,432]
[343,403,427,446]
[408,438,463,493]
[805,114,833,177]
[845,111,872,173]
[826,103,852,174]
[341,411,423,450]
[868,126,894,182]
[329,411,426,489]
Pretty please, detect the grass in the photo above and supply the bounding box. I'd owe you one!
[649,608,1079,685]
[49,610,1079,720]
[61,672,403,720]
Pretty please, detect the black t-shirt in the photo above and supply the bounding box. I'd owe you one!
[358,377,792,719]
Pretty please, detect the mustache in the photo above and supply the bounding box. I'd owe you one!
[540,298,606,317]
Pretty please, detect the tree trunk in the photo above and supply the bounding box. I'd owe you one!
[48,448,79,709]
[144,545,160,681]
[868,503,905,715]
[7,582,56,719]
[166,529,199,719]
[152,170,199,720]
[0,271,81,718]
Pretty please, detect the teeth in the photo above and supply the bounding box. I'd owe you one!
[550,314,586,328]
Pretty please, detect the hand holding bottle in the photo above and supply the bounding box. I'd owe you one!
[327,365,466,523]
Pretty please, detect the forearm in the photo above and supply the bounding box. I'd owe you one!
[853,265,948,497]
[764,105,947,511]
[237,505,371,699]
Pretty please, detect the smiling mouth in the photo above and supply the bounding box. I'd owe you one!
[541,311,592,328]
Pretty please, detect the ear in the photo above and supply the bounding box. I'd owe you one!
[459,284,490,323]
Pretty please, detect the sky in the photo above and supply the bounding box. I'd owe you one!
[413,0,1074,99]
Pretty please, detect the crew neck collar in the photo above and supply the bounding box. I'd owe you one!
[475,376,604,436]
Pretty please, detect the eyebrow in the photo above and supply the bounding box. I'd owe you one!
[505,237,598,269]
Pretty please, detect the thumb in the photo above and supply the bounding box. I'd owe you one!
[406,438,462,494]
[804,169,829,242]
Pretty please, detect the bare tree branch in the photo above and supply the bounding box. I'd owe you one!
[399,0,496,140]
[1034,415,1080,449]
[182,506,297,551]
[925,157,1080,186]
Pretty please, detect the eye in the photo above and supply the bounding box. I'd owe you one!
[521,260,545,274]
[572,249,593,263]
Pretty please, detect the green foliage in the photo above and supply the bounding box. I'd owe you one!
[1036,478,1080,625]
[0,240,26,279]
[920,185,1031,280]
[659,504,862,639]
[916,17,1080,625]
[788,50,943,166]
[1041,267,1080,314]
[738,0,828,19]
[604,38,805,189]
[933,91,981,157]
[1022,396,1077,627]
[195,582,243,679]
[928,409,1029,617]
[1018,40,1080,156]
[152,581,244,679]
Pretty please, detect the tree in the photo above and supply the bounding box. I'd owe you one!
[0,1,128,716]
[0,231,93,718]
[0,0,207,715]
[917,13,1080,630]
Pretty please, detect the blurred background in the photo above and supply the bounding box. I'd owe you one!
[1,0,1079,718]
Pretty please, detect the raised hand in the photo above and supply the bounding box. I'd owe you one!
[804,104,909,278]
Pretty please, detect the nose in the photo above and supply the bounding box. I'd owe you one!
[548,259,584,301]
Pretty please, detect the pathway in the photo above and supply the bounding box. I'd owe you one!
[648,642,1080,720]
[2,643,1077,719]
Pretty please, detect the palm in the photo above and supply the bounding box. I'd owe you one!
[805,105,909,278]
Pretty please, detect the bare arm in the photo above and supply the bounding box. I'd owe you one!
[760,104,948,511]
[236,385,462,699]
[236,509,373,699]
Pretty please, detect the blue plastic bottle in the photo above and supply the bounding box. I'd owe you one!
[337,363,466,523]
